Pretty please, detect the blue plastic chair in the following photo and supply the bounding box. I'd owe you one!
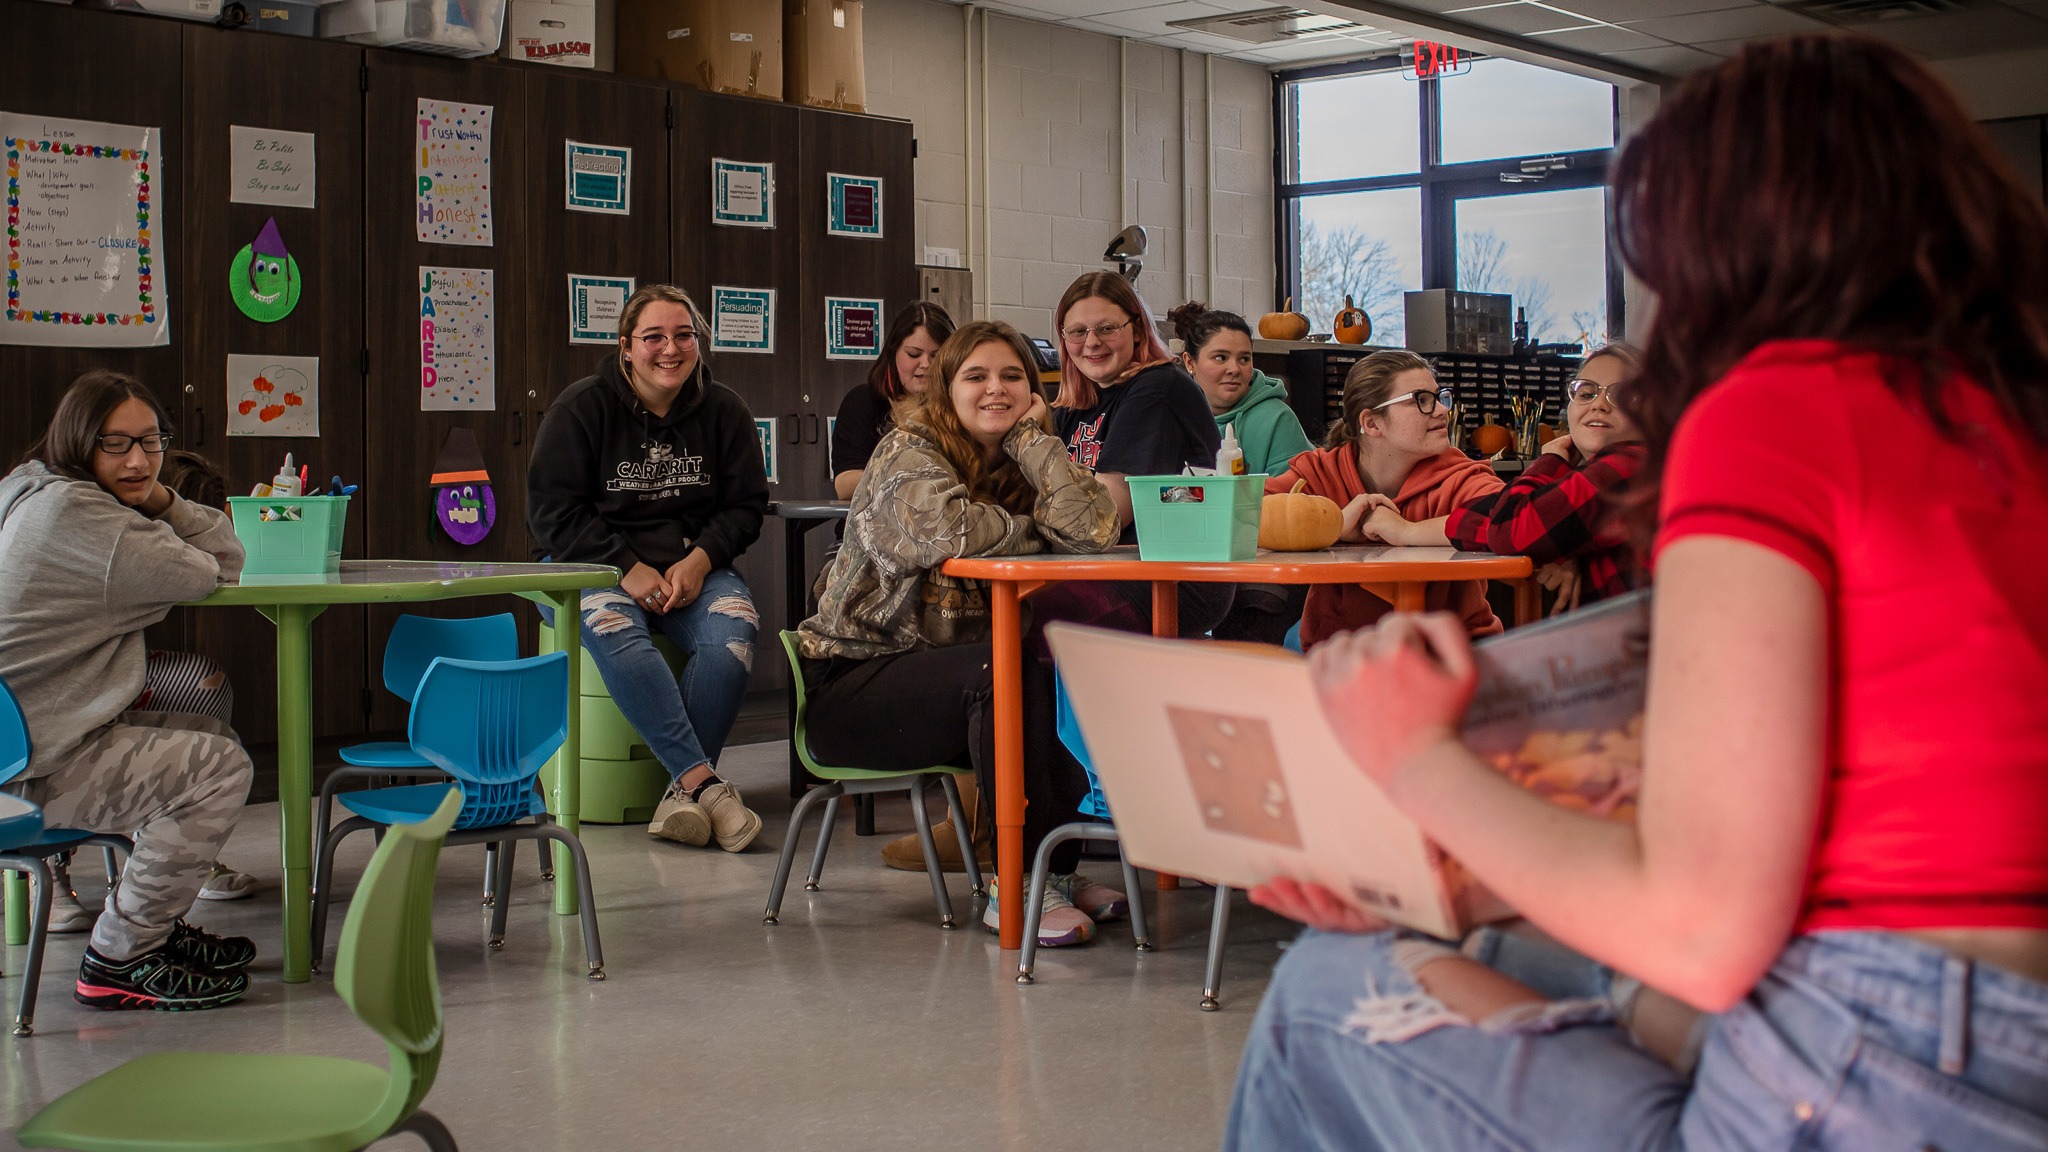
[1029,671,1234,1012]
[1283,621,1304,653]
[0,676,133,1036]
[310,653,606,981]
[320,614,533,904]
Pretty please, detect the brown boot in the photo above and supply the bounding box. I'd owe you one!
[881,775,992,873]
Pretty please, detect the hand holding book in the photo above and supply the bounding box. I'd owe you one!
[1309,613,1479,790]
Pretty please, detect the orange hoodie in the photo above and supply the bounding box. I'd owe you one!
[1267,443,1506,648]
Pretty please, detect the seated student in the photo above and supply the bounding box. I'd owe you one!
[1226,35,2048,1152]
[529,283,770,853]
[1031,272,1234,639]
[1443,341,1646,615]
[0,370,257,1012]
[1172,301,1315,645]
[797,320,1123,948]
[1267,350,1504,648]
[831,301,955,500]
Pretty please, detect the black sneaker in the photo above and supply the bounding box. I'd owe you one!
[75,946,249,1012]
[166,919,258,971]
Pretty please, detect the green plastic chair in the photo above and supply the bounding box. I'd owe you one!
[19,787,465,1152]
[764,631,981,928]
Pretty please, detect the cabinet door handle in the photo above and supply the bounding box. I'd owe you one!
[804,414,819,443]
[783,414,800,444]
[512,411,523,446]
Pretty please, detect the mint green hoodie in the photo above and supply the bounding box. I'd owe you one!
[1216,370,1315,477]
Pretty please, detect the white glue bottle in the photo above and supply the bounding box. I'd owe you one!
[269,453,302,498]
[1215,425,1245,476]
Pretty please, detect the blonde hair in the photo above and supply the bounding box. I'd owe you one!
[898,320,1040,515]
[615,283,710,381]
[1323,350,1433,448]
[1582,339,1642,379]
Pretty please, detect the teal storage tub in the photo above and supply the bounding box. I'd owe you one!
[1124,474,1265,562]
[228,494,348,575]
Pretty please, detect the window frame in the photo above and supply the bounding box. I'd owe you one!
[1272,54,1622,343]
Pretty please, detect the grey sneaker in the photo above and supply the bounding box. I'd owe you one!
[647,781,711,847]
[44,870,97,934]
[696,781,762,852]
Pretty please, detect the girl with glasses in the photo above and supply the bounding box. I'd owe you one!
[0,370,258,1012]
[831,301,956,501]
[528,283,770,855]
[1265,350,1505,649]
[1441,341,1647,615]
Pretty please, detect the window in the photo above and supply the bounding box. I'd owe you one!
[1277,55,1619,349]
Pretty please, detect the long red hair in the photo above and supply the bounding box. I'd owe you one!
[1613,33,2048,540]
[1052,272,1174,410]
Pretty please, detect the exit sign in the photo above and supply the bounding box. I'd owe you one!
[1405,41,1473,80]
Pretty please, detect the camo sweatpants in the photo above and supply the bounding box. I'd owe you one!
[9,711,252,960]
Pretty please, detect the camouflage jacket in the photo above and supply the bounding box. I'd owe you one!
[797,416,1116,660]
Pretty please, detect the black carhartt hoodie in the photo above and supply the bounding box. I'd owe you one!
[528,357,768,573]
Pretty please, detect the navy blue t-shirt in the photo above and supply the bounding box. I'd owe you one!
[1054,363,1221,545]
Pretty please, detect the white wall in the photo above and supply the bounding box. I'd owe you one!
[1931,47,2048,120]
[861,0,1277,335]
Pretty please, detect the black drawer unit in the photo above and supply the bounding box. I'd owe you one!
[1267,346,1581,450]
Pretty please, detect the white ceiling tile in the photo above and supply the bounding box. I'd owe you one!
[1596,42,1722,74]
[1535,0,1758,22]
[1620,3,1825,42]
[1529,22,1666,50]
[1452,0,1612,33]
[1852,7,2048,60]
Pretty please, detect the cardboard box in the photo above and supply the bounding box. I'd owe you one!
[503,0,596,66]
[240,0,320,35]
[784,0,863,112]
[616,0,781,100]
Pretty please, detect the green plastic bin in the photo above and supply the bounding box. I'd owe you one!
[1124,474,1265,562]
[536,620,680,824]
[227,494,348,575]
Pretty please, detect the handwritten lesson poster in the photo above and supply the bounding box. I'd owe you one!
[1,112,167,347]
[416,99,493,246]
[419,266,495,411]
[229,125,315,209]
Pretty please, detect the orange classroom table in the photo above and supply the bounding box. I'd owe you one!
[939,545,1536,950]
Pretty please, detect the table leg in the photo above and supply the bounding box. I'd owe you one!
[1513,577,1541,627]
[266,603,320,984]
[549,590,583,918]
[785,517,808,798]
[1393,583,1426,613]
[1152,581,1181,892]
[992,580,1025,951]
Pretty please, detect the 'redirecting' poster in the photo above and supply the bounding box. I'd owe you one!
[1,111,167,347]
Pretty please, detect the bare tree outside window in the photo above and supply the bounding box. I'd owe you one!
[1298,220,1407,345]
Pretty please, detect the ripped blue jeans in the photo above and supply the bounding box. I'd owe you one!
[541,568,757,781]
[1225,928,2048,1152]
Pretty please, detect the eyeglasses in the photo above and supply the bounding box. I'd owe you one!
[95,432,172,455]
[1370,388,1456,416]
[1567,378,1623,405]
[633,331,699,350]
[1060,319,1132,345]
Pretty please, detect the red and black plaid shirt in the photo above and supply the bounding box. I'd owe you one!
[1445,443,1645,604]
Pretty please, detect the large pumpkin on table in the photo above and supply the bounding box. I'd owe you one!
[1258,297,1310,342]
[1472,424,1515,457]
[1259,479,1343,551]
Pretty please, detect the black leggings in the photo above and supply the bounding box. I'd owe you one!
[802,642,1090,875]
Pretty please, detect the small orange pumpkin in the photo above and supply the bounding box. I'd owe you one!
[1257,297,1310,342]
[1333,295,1371,345]
[1259,479,1343,551]
[1472,424,1515,458]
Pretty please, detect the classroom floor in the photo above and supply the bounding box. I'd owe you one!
[0,740,1289,1151]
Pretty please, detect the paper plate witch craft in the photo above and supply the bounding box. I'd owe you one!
[229,217,302,323]
[430,428,496,546]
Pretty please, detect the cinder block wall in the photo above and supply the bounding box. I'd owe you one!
[862,0,1277,336]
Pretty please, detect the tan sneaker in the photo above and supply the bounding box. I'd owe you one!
[696,781,762,853]
[648,781,711,847]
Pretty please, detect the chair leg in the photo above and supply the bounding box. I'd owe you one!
[804,794,842,891]
[533,826,604,981]
[482,844,499,907]
[389,1108,460,1152]
[1016,829,1069,985]
[487,840,514,950]
[314,766,394,895]
[937,773,983,897]
[1201,885,1233,1011]
[764,784,839,925]
[1117,842,1152,952]
[7,856,55,1036]
[908,780,955,929]
[311,816,374,971]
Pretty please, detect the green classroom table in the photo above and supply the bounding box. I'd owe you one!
[190,560,619,984]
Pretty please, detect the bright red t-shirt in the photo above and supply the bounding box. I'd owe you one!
[1655,340,2048,933]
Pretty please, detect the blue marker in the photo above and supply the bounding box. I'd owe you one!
[329,475,359,496]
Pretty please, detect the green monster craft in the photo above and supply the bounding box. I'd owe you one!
[228,217,302,323]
